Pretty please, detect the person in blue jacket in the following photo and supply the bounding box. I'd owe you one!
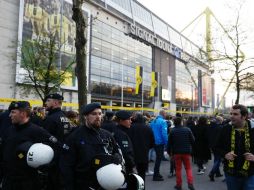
[150,109,168,181]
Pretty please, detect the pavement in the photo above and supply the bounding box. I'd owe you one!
[146,159,227,190]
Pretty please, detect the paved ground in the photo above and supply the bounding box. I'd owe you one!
[146,159,227,190]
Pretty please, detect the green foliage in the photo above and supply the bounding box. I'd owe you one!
[20,33,74,102]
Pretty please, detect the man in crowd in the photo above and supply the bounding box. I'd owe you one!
[114,110,136,176]
[128,112,154,187]
[167,115,195,190]
[208,116,224,181]
[60,103,123,190]
[150,109,168,181]
[215,104,254,190]
[43,93,72,142]
[43,93,72,190]
[1,101,58,190]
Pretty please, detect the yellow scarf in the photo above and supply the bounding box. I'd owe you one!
[228,121,250,176]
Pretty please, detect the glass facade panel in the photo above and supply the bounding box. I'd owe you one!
[168,27,182,49]
[175,60,195,107]
[132,1,153,28]
[152,15,169,40]
[181,37,193,56]
[110,0,131,12]
[90,20,152,101]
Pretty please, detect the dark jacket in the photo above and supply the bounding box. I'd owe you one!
[128,121,154,164]
[167,125,195,155]
[59,125,121,190]
[101,120,117,134]
[191,124,211,160]
[215,121,254,177]
[43,108,72,142]
[113,124,136,174]
[2,121,57,190]
[207,121,223,152]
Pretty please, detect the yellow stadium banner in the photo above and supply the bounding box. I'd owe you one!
[135,66,143,94]
[150,71,158,97]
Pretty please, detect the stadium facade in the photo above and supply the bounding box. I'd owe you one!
[0,0,214,113]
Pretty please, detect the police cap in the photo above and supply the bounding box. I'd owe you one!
[8,101,17,112]
[82,103,101,115]
[9,101,31,111]
[105,111,114,118]
[45,93,64,101]
[115,110,132,120]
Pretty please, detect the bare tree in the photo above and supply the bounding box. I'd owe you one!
[72,0,88,117]
[211,3,254,104]
[20,33,74,103]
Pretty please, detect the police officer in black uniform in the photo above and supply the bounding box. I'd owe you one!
[43,93,72,142]
[43,93,72,190]
[1,101,58,190]
[114,110,136,175]
[0,102,16,187]
[60,103,123,190]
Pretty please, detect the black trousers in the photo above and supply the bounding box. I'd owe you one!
[153,144,164,176]
[2,176,40,190]
[136,163,148,182]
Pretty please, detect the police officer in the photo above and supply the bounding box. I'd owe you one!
[60,103,123,190]
[0,102,16,186]
[101,111,117,133]
[114,110,136,175]
[43,93,71,190]
[43,93,72,142]
[1,101,58,190]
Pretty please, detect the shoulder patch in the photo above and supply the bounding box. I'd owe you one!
[49,136,58,143]
[62,144,69,150]
[80,139,85,145]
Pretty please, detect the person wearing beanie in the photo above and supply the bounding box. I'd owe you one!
[43,93,72,190]
[113,110,136,180]
[1,101,59,190]
[60,103,123,190]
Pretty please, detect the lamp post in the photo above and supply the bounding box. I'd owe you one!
[121,61,124,107]
[121,57,127,107]
[191,84,194,112]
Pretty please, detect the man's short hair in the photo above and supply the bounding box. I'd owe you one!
[232,104,248,117]
[159,109,166,115]
[173,116,182,126]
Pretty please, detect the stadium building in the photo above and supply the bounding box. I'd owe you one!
[0,0,214,113]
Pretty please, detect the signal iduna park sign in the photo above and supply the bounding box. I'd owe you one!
[128,24,187,61]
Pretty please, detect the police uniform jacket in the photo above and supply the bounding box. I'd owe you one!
[43,108,72,142]
[59,125,121,190]
[2,121,57,184]
[113,124,136,174]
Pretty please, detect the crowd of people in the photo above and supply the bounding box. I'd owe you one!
[0,93,254,190]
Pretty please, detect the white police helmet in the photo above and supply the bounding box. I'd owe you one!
[127,173,144,190]
[96,163,125,190]
[26,143,54,168]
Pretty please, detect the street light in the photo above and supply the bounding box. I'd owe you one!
[121,57,127,107]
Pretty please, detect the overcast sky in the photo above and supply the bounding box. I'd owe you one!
[137,0,254,106]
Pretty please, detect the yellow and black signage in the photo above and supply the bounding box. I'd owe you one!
[150,71,158,97]
[135,66,143,94]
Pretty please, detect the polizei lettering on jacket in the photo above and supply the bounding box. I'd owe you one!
[129,24,182,59]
